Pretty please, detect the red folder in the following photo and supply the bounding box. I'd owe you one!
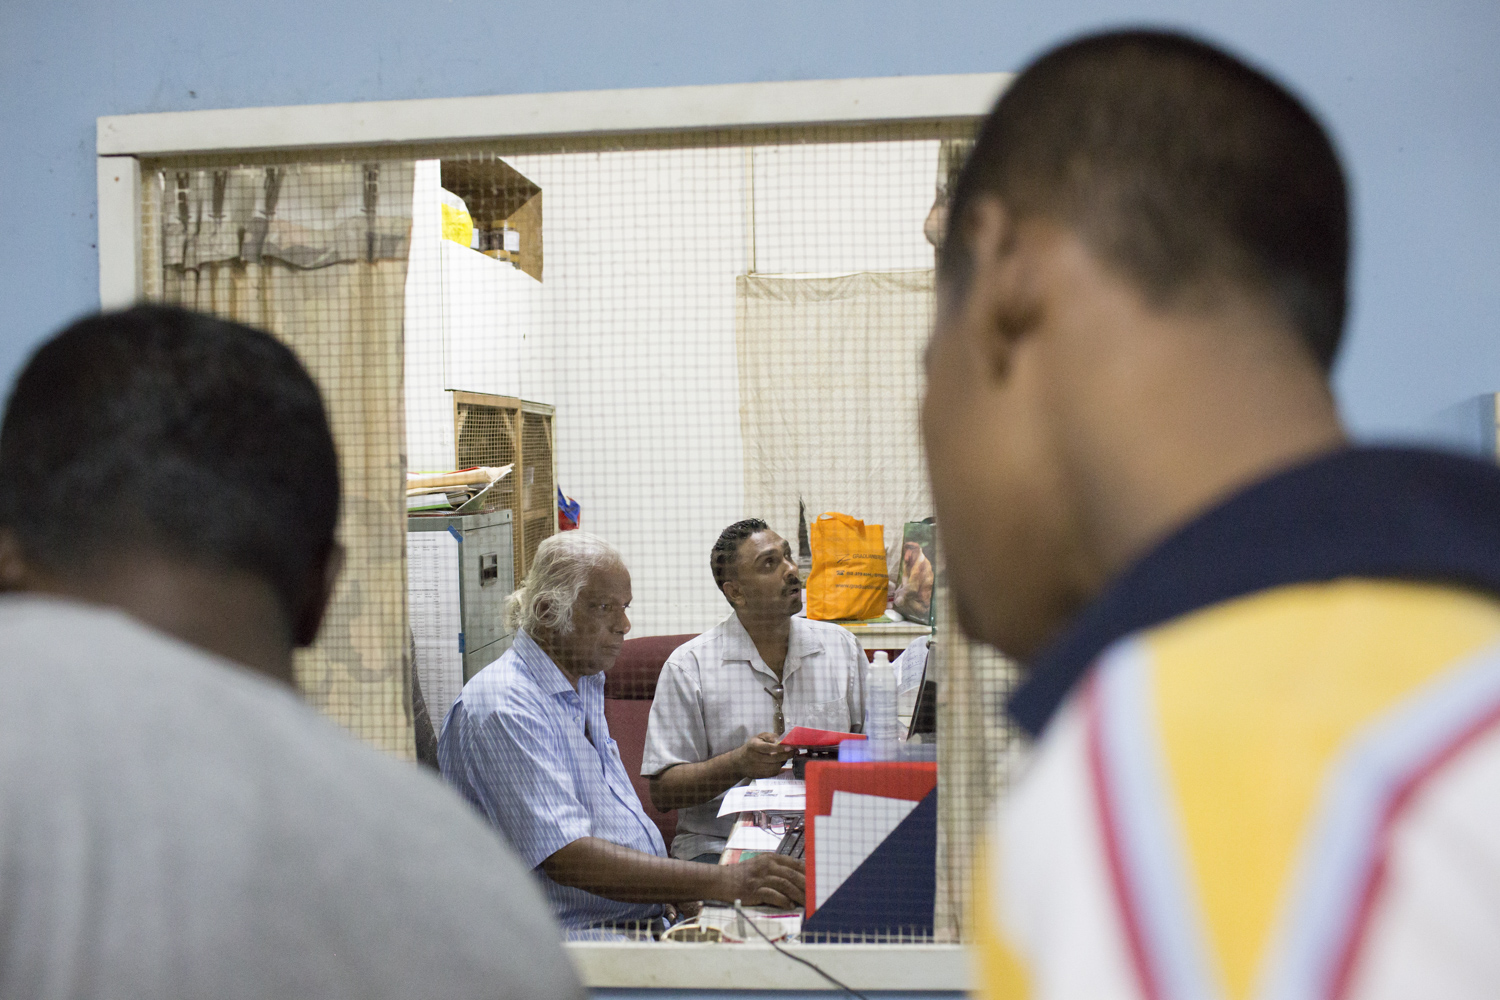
[780,727,866,748]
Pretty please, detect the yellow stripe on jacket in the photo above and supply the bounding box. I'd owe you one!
[1144,579,1500,999]
[972,839,1031,998]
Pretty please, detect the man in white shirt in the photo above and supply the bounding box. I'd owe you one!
[642,518,866,861]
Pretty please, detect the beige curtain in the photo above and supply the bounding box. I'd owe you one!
[153,162,415,758]
[735,270,933,547]
[736,268,1020,941]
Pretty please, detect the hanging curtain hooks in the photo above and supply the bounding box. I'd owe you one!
[262,167,283,218]
[211,171,228,223]
[363,163,380,263]
[174,171,191,229]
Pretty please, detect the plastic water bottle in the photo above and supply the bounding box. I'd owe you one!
[864,651,900,754]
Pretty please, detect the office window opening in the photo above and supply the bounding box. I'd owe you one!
[137,120,1018,950]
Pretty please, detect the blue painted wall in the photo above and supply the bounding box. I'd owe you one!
[3,1,1498,439]
[0,2,1494,996]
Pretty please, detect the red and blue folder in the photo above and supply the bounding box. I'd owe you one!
[802,761,938,938]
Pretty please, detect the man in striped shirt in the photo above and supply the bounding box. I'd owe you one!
[439,531,805,936]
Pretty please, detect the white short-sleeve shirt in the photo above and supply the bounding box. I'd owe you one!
[640,612,866,859]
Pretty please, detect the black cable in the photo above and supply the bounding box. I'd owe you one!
[731,901,872,1000]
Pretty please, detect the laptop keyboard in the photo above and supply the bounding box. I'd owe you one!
[775,823,805,860]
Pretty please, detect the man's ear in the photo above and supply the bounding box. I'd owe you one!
[721,579,743,608]
[0,529,33,591]
[956,194,1038,381]
[292,541,343,648]
[532,596,558,638]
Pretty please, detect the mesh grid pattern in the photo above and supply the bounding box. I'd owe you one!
[148,161,414,758]
[138,121,1021,947]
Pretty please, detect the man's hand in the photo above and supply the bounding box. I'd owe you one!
[715,853,806,909]
[545,838,801,909]
[735,732,795,779]
[650,733,795,810]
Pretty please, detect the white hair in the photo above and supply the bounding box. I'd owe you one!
[505,531,624,636]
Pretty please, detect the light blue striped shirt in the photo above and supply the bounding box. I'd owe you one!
[437,631,666,932]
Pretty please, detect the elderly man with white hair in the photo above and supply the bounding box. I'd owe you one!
[438,531,805,937]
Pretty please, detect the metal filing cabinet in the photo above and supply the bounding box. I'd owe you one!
[407,510,515,728]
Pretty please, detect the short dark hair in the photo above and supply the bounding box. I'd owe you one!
[943,30,1349,370]
[0,305,340,624]
[711,518,770,592]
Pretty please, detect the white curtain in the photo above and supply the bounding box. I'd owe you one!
[154,162,416,759]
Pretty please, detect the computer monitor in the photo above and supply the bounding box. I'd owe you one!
[906,638,936,741]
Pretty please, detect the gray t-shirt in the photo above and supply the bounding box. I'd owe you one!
[0,596,584,1000]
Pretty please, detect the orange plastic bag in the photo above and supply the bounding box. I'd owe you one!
[807,512,887,621]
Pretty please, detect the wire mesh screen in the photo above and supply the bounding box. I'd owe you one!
[138,121,1020,949]
[520,408,557,573]
[449,392,554,586]
[144,161,414,758]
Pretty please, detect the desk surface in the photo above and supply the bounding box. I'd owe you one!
[569,940,970,992]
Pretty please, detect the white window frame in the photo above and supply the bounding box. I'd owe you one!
[95,73,1008,992]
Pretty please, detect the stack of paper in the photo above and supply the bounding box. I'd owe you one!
[406,465,513,514]
[717,780,806,817]
[750,776,798,789]
[723,822,786,852]
[408,491,466,511]
[695,903,802,943]
[812,790,919,909]
[406,465,513,492]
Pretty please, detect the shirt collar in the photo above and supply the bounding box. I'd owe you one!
[720,612,757,663]
[785,617,823,668]
[512,630,579,698]
[720,612,819,678]
[1009,446,1500,738]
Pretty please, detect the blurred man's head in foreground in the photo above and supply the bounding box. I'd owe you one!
[923,30,1349,659]
[0,305,342,680]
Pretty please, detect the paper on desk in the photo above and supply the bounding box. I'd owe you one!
[725,823,786,852]
[697,903,802,942]
[751,776,804,789]
[718,782,807,817]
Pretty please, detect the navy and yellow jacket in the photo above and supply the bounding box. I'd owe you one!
[977,447,1500,1000]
